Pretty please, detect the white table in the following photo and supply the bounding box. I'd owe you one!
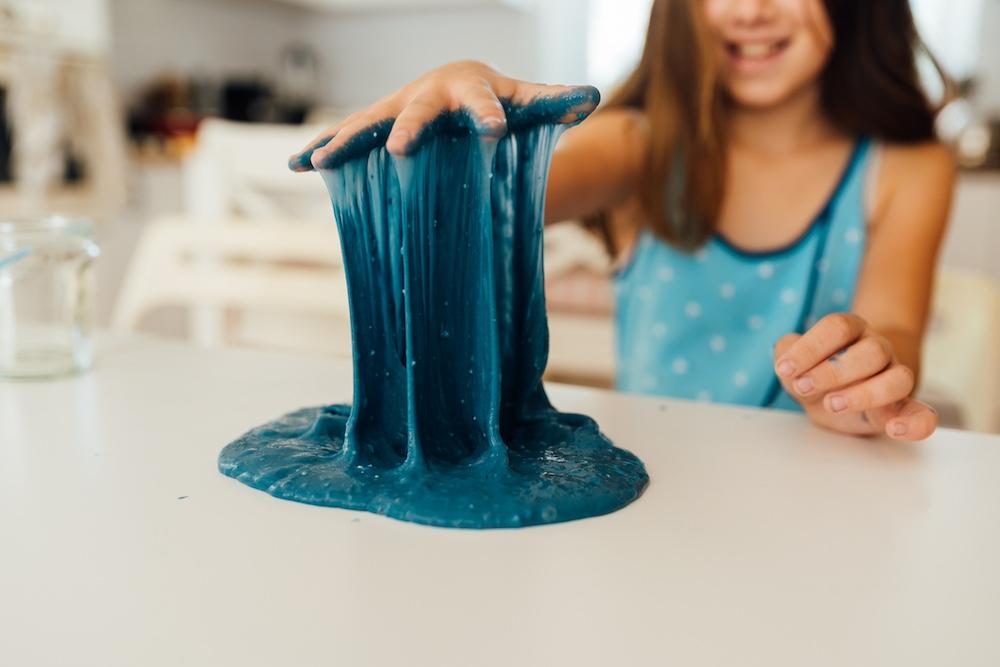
[3,335,1000,667]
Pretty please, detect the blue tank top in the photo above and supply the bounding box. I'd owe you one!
[614,138,873,410]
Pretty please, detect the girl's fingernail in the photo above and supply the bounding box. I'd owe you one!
[793,376,814,395]
[891,421,908,437]
[777,360,795,377]
[828,395,847,413]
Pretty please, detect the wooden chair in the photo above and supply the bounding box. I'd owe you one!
[111,216,352,358]
[920,269,1000,433]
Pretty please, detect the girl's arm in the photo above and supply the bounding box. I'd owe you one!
[854,143,957,375]
[772,142,956,440]
[545,109,648,226]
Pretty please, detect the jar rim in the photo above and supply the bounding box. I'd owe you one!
[0,215,94,236]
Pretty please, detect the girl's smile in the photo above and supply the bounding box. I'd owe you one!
[723,37,792,71]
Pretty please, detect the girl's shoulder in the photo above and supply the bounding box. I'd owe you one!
[869,140,956,227]
[879,140,955,178]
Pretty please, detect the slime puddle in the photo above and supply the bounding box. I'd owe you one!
[219,98,649,528]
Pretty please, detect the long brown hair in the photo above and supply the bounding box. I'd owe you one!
[592,0,944,251]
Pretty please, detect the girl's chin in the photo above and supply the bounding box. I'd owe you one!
[724,81,813,111]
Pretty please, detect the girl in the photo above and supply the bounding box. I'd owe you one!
[291,0,955,441]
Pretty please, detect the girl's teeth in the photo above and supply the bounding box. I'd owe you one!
[739,43,774,58]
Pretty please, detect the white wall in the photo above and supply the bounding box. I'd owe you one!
[302,5,538,109]
[586,0,650,94]
[109,0,310,99]
[108,0,556,110]
[531,0,589,87]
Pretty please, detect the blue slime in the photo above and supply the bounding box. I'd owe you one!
[219,97,649,528]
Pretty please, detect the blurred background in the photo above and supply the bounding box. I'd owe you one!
[1,0,997,431]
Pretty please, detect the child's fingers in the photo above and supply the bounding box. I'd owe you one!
[288,129,338,172]
[458,82,509,138]
[822,363,916,415]
[773,332,800,359]
[774,313,866,379]
[385,92,449,155]
[881,398,939,440]
[296,81,598,171]
[772,333,800,386]
[773,333,820,403]
[507,84,601,126]
[311,111,394,170]
[387,84,508,157]
[788,333,893,400]
[776,329,936,440]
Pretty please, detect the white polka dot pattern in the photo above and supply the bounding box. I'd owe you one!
[612,139,872,409]
[684,301,702,318]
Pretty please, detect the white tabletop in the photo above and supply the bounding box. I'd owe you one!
[2,335,1000,667]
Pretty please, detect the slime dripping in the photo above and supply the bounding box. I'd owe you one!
[219,96,649,528]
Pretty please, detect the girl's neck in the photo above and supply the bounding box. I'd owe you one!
[727,83,843,155]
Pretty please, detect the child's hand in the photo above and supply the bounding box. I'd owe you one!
[288,60,599,172]
[773,313,938,440]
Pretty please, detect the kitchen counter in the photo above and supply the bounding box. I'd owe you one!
[3,334,1000,666]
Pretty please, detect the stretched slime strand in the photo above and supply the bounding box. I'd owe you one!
[220,97,648,528]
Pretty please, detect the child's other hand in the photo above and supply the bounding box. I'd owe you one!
[288,60,599,172]
[773,313,938,440]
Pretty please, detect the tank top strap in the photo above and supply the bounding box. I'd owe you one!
[819,137,873,227]
[760,137,874,408]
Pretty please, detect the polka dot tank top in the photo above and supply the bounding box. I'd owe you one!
[614,138,873,411]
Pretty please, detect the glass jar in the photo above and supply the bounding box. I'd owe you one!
[0,216,100,379]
